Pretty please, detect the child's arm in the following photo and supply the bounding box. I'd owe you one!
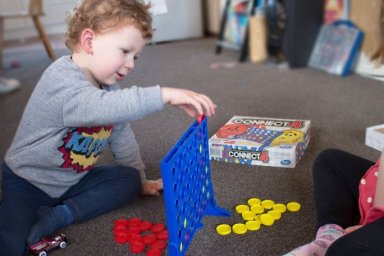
[161,87,217,117]
[374,150,384,207]
[110,124,164,196]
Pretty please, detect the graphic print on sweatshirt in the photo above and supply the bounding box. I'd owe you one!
[59,126,112,173]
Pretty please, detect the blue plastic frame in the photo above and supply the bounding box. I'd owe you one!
[161,116,230,256]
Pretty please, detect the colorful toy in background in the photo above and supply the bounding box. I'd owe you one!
[309,0,364,77]
[324,0,345,24]
[216,197,301,236]
[113,217,168,255]
[224,0,251,47]
[209,116,311,168]
[161,116,230,256]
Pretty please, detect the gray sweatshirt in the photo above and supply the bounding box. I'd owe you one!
[5,56,164,198]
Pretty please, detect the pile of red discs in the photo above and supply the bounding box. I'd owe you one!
[113,217,168,255]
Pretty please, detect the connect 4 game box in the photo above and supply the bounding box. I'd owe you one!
[209,116,311,168]
[365,124,384,151]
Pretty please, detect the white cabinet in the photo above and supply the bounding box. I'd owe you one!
[151,0,203,42]
[1,0,203,43]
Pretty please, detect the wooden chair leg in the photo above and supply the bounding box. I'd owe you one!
[0,17,4,68]
[32,15,57,60]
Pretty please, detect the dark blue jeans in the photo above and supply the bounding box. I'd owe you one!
[313,149,384,256]
[0,162,141,256]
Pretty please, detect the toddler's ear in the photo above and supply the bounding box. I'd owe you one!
[80,28,95,54]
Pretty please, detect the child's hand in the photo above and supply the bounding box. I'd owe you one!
[345,225,362,234]
[140,178,163,196]
[161,87,217,117]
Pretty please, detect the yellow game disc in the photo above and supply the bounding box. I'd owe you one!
[246,220,261,231]
[261,200,275,209]
[287,202,301,212]
[273,203,287,213]
[268,210,282,220]
[241,210,255,221]
[259,214,275,226]
[250,204,264,214]
[235,204,249,214]
[247,198,261,206]
[232,223,247,234]
[216,224,232,235]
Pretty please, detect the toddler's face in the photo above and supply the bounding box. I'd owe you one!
[87,24,147,85]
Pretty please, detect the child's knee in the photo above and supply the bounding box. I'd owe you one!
[313,148,342,171]
[119,166,141,184]
[317,148,341,162]
[114,166,141,194]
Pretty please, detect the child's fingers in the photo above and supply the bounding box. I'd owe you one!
[196,94,216,116]
[164,88,216,117]
[154,178,163,190]
[178,105,197,117]
[186,93,216,117]
[150,189,160,197]
[188,97,204,116]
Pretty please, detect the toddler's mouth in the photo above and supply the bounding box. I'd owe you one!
[116,72,125,80]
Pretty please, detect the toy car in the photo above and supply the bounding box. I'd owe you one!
[29,233,67,256]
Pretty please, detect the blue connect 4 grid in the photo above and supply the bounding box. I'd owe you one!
[161,116,230,256]
[234,127,282,145]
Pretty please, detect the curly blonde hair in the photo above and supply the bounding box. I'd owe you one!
[65,0,152,52]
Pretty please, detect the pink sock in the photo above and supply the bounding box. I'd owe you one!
[284,224,344,256]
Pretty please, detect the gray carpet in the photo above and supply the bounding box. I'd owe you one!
[0,38,382,256]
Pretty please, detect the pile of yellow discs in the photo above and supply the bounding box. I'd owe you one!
[216,198,301,235]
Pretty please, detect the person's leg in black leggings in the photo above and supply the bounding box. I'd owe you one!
[326,218,384,256]
[317,149,384,256]
[313,148,374,229]
[284,148,374,256]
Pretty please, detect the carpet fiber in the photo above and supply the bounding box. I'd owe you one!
[0,38,382,256]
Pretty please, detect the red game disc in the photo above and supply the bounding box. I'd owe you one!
[127,233,142,244]
[127,226,141,233]
[156,230,169,240]
[129,241,146,253]
[151,223,166,233]
[114,235,128,244]
[146,248,163,256]
[128,217,142,227]
[150,239,166,250]
[139,221,153,231]
[142,234,157,245]
[114,219,130,227]
[113,226,128,234]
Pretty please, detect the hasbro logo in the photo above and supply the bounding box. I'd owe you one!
[280,160,291,165]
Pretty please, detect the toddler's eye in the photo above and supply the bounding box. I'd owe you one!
[134,55,139,60]
[122,49,129,54]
